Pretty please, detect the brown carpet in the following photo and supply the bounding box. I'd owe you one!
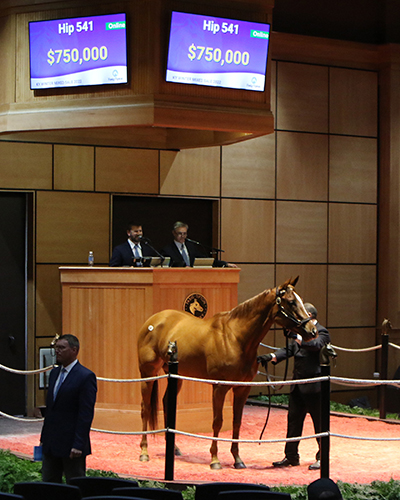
[1,405,400,487]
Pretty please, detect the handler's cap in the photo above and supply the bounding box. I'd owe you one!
[307,478,343,500]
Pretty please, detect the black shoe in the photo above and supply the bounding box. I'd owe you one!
[273,457,300,467]
[308,460,320,470]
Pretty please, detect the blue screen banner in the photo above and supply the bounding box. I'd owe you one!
[166,12,270,92]
[29,13,127,89]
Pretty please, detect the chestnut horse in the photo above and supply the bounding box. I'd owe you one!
[137,277,317,469]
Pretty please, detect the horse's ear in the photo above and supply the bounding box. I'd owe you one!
[290,276,299,287]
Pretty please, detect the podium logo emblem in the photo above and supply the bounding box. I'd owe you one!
[184,293,208,318]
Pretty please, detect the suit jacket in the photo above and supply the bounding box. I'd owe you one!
[40,361,97,457]
[273,322,330,394]
[162,240,227,267]
[109,240,158,266]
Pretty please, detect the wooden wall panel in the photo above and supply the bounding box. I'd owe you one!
[329,136,377,203]
[160,147,220,197]
[221,134,275,199]
[276,264,327,326]
[0,142,52,189]
[36,264,62,337]
[276,62,329,133]
[0,15,15,106]
[330,328,377,380]
[221,199,275,262]
[54,145,95,191]
[330,67,378,137]
[277,131,328,201]
[329,204,377,263]
[276,201,328,263]
[328,265,376,327]
[96,148,159,194]
[36,191,110,263]
[236,264,275,304]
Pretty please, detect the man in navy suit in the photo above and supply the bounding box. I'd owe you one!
[162,221,237,268]
[109,222,158,266]
[40,334,97,483]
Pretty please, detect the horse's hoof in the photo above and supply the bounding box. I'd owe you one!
[139,454,149,462]
[210,462,222,470]
[174,446,182,456]
[234,461,246,469]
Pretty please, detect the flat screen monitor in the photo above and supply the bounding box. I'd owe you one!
[29,13,127,90]
[166,11,270,92]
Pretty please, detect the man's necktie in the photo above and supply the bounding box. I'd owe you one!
[54,368,67,398]
[133,245,141,258]
[133,244,142,266]
[181,244,190,266]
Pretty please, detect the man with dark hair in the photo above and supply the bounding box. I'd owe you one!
[308,478,343,500]
[109,222,158,266]
[40,334,97,483]
[162,221,237,268]
[257,302,330,470]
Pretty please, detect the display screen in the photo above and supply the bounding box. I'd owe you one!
[166,12,270,92]
[29,13,127,89]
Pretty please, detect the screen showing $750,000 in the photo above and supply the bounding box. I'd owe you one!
[166,12,270,92]
[29,13,127,90]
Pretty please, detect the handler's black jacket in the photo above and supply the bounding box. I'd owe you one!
[273,322,330,394]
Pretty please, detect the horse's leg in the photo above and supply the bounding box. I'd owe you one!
[162,377,183,456]
[209,384,231,470]
[139,378,156,462]
[230,385,252,469]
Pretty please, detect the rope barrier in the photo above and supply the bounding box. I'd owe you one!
[91,428,166,436]
[169,429,328,444]
[0,410,43,422]
[331,345,381,353]
[0,364,54,375]
[97,374,168,383]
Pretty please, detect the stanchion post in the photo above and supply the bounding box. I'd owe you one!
[320,362,330,479]
[165,343,178,481]
[379,331,389,420]
[319,343,336,479]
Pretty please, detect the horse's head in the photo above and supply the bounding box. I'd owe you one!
[273,277,318,341]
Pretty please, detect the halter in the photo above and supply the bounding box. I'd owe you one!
[275,286,313,333]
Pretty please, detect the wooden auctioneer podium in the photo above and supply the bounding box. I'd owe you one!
[59,266,240,432]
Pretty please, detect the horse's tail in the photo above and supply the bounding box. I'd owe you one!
[149,379,159,430]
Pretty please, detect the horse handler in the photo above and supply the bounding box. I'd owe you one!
[257,303,330,470]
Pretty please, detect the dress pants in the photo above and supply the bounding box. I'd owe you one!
[284,385,321,461]
[42,452,86,484]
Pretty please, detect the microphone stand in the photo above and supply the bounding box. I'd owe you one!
[185,238,225,261]
[140,237,166,267]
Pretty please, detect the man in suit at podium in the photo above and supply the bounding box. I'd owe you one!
[162,221,237,268]
[40,334,97,483]
[109,222,158,266]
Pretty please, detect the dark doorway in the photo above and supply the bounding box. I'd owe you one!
[0,193,28,415]
[111,196,218,258]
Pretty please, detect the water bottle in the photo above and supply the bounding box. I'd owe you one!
[88,251,94,266]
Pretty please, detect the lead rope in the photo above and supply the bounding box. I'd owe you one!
[259,331,290,442]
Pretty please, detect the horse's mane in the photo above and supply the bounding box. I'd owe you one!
[228,288,272,320]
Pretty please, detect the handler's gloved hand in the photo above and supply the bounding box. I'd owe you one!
[257,353,273,368]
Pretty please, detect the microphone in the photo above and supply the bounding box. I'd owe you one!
[186,237,201,245]
[139,236,152,244]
